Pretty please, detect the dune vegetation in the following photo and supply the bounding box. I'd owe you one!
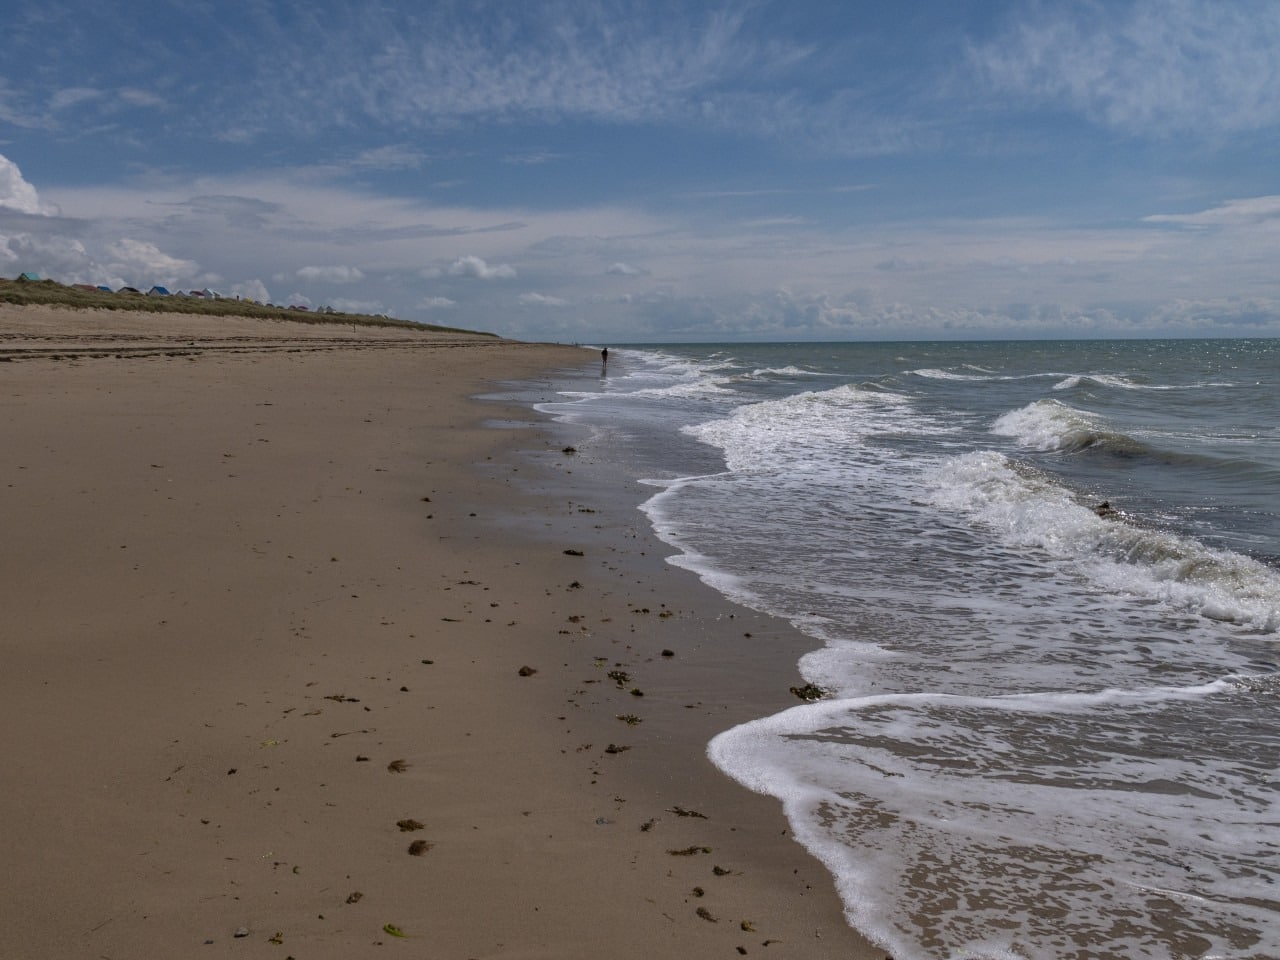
[0,275,489,335]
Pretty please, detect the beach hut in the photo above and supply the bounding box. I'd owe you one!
[147,285,171,297]
[118,286,141,294]
[17,271,41,282]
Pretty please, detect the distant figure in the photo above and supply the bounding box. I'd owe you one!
[601,346,609,364]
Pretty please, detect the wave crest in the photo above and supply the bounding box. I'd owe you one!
[992,399,1146,455]
[927,451,1280,632]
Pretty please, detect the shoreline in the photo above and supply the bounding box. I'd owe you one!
[0,307,880,959]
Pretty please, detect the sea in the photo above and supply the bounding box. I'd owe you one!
[532,339,1280,960]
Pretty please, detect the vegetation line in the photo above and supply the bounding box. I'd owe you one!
[0,276,492,336]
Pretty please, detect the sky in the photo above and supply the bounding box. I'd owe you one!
[2,0,1279,342]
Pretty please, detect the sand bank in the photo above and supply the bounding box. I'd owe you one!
[0,307,881,959]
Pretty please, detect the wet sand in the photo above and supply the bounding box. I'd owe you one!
[0,306,882,959]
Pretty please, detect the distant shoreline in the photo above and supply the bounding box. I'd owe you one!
[0,274,485,335]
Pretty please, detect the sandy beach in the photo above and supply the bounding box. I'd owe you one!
[0,306,880,960]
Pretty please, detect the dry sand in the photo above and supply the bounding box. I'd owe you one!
[0,306,883,959]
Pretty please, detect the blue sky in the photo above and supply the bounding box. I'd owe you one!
[2,0,1279,341]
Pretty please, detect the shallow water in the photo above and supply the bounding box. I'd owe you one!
[537,339,1280,960]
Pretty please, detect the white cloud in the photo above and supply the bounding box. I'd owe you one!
[970,0,1280,136]
[297,264,366,282]
[49,87,102,111]
[0,79,43,129]
[329,297,387,315]
[104,238,198,287]
[118,87,166,109]
[0,153,56,215]
[231,279,272,303]
[1144,297,1280,331]
[350,146,426,170]
[45,85,164,118]
[503,150,566,166]
[1144,196,1280,227]
[15,148,1280,342]
[742,216,809,228]
[0,233,87,274]
[616,287,1280,342]
[37,167,665,327]
[448,255,516,279]
[127,2,910,155]
[296,5,774,130]
[518,292,570,307]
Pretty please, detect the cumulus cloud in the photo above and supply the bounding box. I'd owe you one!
[231,279,272,303]
[104,238,198,286]
[606,261,645,276]
[448,255,516,279]
[418,296,457,309]
[0,233,87,273]
[518,292,569,307]
[0,153,209,288]
[617,286,1280,341]
[1144,297,1280,330]
[297,264,366,282]
[0,153,56,215]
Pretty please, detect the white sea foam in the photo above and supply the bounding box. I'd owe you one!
[912,368,1063,383]
[710,678,1279,960]
[746,364,829,378]
[625,379,737,399]
[683,383,951,473]
[989,398,1148,455]
[1055,372,1231,392]
[638,474,756,600]
[1085,372,1145,389]
[535,339,1280,958]
[990,399,1106,451]
[911,367,990,381]
[926,450,1280,631]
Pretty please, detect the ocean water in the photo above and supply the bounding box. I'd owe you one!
[537,339,1280,960]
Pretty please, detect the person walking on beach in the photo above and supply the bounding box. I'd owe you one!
[601,346,608,364]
